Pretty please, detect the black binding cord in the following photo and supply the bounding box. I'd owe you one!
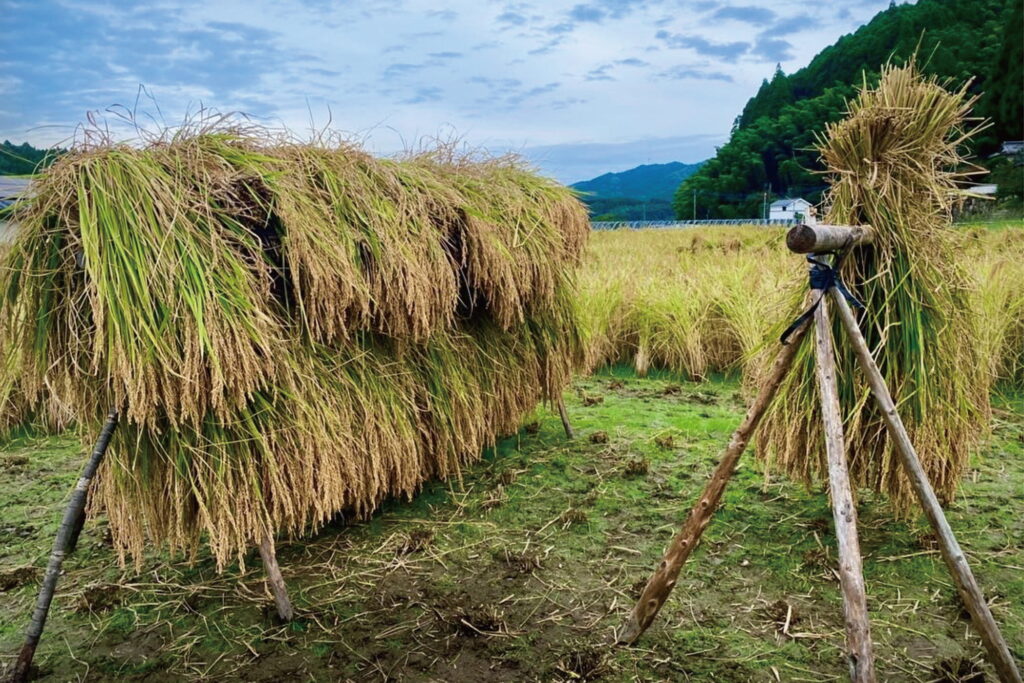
[779,251,864,345]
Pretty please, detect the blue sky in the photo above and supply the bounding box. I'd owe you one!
[1,0,894,182]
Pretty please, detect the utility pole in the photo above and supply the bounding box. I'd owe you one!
[763,184,769,221]
[692,189,696,221]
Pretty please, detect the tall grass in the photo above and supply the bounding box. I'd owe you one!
[0,128,588,568]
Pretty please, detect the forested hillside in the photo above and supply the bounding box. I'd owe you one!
[0,141,60,176]
[573,161,703,201]
[572,161,703,221]
[674,0,1022,219]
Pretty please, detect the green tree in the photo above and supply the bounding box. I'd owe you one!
[0,141,62,175]
[982,0,1023,142]
[674,0,1016,219]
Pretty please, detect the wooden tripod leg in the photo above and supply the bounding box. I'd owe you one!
[12,411,119,683]
[830,289,1022,683]
[556,395,574,439]
[617,318,811,645]
[812,293,876,682]
[258,533,294,622]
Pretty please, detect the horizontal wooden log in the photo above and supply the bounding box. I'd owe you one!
[786,223,874,254]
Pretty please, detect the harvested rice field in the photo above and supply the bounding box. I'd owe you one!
[1,368,1021,681]
[1,66,1022,680]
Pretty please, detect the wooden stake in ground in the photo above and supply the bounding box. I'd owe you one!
[12,411,119,683]
[617,317,811,645]
[556,395,574,439]
[812,290,876,682]
[258,533,295,622]
[830,289,1022,683]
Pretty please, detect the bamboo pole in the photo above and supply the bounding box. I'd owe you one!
[556,395,574,439]
[258,533,294,622]
[830,288,1022,683]
[12,411,119,683]
[617,317,811,645]
[65,510,87,555]
[812,293,876,682]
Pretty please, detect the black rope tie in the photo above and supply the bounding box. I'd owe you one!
[779,252,864,345]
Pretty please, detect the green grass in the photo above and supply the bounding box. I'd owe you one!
[0,371,1021,681]
[956,217,1024,231]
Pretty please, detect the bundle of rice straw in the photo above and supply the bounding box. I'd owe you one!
[0,126,588,568]
[755,62,989,510]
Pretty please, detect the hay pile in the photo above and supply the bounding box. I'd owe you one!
[756,63,988,510]
[0,130,588,568]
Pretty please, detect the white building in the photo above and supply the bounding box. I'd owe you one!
[769,197,815,222]
[1000,141,1023,155]
[967,183,998,196]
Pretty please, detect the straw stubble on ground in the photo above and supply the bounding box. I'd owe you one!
[1,370,1020,681]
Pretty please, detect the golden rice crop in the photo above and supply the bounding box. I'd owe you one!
[756,62,989,510]
[577,227,790,379]
[579,225,1023,390]
[0,127,587,568]
[964,228,1024,387]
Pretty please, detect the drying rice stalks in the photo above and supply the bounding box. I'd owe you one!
[756,62,989,510]
[0,128,587,568]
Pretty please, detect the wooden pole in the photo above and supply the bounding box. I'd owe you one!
[829,289,1022,683]
[65,510,87,555]
[786,223,874,254]
[617,317,810,645]
[556,395,574,439]
[12,411,118,683]
[258,533,294,622]
[812,292,876,682]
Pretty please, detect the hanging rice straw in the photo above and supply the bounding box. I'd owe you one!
[0,125,587,568]
[755,61,989,510]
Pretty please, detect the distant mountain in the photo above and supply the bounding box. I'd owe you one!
[572,161,704,202]
[570,161,705,221]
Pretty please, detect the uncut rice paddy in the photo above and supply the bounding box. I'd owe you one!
[1,221,1022,681]
[578,222,1024,392]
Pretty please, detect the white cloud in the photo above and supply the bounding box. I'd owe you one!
[2,0,896,178]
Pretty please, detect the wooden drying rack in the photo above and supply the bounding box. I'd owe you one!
[616,223,1021,683]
